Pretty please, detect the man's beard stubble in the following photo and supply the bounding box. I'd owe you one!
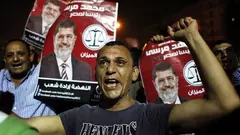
[42,12,57,25]
[54,48,72,62]
[159,88,178,104]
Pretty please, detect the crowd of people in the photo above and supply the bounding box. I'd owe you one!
[0,16,240,135]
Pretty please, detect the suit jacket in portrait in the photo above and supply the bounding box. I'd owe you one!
[26,16,43,35]
[154,96,189,104]
[39,53,92,81]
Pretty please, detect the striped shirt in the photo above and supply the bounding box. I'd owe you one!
[0,64,55,118]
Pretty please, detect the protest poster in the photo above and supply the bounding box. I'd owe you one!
[34,0,119,110]
[23,0,68,49]
[140,37,205,104]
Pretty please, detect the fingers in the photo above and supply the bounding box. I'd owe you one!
[172,17,193,31]
[167,26,174,38]
[185,17,192,26]
[151,35,165,43]
[179,18,187,29]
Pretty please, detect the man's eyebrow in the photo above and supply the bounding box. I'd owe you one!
[115,57,127,61]
[98,56,127,61]
[98,56,108,60]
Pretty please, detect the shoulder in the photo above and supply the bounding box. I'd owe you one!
[129,102,173,114]
[0,69,7,76]
[28,16,42,21]
[58,104,95,121]
[72,56,91,69]
[41,53,55,62]
[0,69,9,80]
[154,97,164,104]
[145,103,173,111]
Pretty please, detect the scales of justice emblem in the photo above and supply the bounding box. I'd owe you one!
[82,24,108,51]
[183,60,202,86]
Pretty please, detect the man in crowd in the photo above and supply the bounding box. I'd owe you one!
[212,40,239,77]
[26,0,61,37]
[39,19,92,81]
[19,17,240,135]
[212,40,240,95]
[152,61,188,104]
[0,39,55,118]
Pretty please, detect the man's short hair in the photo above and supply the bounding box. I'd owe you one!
[152,61,176,80]
[97,41,135,67]
[4,39,30,56]
[54,19,77,35]
[44,0,61,11]
[211,40,232,50]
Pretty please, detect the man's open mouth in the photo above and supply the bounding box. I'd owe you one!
[104,79,120,88]
[12,63,23,69]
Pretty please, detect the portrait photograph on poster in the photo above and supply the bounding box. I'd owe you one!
[23,0,68,49]
[34,0,119,109]
[140,37,206,104]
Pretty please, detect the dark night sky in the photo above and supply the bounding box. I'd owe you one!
[0,0,198,46]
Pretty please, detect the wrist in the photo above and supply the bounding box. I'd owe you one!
[184,31,204,50]
[185,30,201,42]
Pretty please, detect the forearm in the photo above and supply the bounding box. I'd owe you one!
[0,112,39,135]
[25,116,65,135]
[185,31,240,111]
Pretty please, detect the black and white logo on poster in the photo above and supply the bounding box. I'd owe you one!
[82,24,108,51]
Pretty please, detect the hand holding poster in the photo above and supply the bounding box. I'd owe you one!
[140,37,206,104]
[34,0,118,111]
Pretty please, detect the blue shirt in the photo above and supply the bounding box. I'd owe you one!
[232,68,240,86]
[0,65,55,118]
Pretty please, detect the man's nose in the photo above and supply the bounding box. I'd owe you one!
[49,9,55,15]
[106,63,116,75]
[62,36,68,44]
[163,79,170,87]
[13,54,19,62]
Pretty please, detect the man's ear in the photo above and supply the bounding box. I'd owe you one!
[132,66,139,81]
[29,50,35,62]
[152,80,155,87]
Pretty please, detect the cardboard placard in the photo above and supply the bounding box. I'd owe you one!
[140,37,205,104]
[34,0,118,107]
[23,0,68,49]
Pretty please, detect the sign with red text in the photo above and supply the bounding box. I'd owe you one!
[34,0,118,107]
[140,37,205,104]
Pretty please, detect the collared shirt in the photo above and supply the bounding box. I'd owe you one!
[56,55,73,80]
[0,65,55,118]
[232,68,240,86]
[175,96,181,104]
[42,20,51,36]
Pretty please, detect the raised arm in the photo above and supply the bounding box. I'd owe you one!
[165,17,240,133]
[25,116,66,135]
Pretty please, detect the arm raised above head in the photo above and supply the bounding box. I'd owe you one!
[164,17,240,133]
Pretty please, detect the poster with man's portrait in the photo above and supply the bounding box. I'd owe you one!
[23,0,68,49]
[140,37,206,104]
[34,0,119,106]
